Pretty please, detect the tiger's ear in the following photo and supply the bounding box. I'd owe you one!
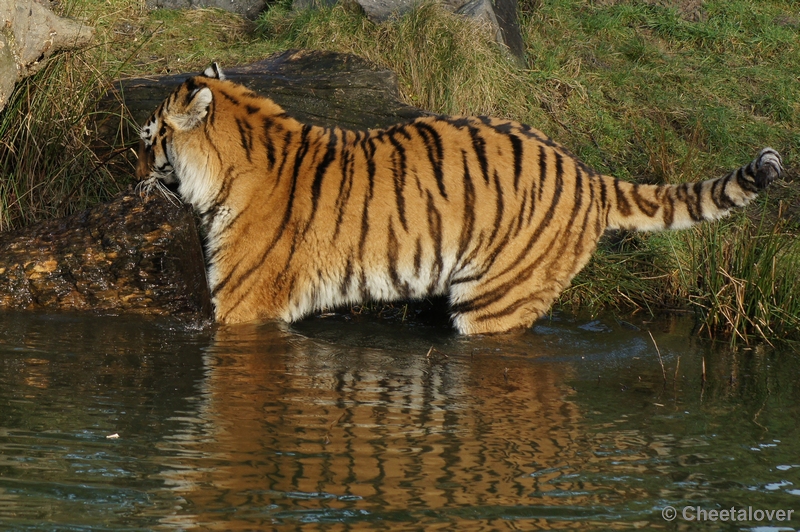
[202,62,225,80]
[170,86,213,131]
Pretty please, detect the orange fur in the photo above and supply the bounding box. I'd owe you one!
[137,64,782,334]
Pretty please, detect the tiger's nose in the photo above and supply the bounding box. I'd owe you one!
[135,140,154,180]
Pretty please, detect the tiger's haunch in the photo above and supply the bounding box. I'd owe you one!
[136,64,783,334]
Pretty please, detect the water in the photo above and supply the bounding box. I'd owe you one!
[1,310,799,531]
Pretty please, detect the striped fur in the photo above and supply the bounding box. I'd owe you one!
[136,64,783,334]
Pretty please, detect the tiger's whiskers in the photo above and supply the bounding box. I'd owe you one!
[135,178,181,206]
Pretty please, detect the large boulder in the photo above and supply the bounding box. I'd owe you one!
[0,0,94,112]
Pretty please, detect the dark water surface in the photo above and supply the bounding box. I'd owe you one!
[1,310,798,531]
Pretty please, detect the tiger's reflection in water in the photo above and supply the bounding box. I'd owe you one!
[156,320,657,530]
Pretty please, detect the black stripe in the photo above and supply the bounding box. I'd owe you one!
[450,233,560,316]
[558,166,595,261]
[386,221,409,298]
[275,225,304,282]
[289,125,313,193]
[574,172,597,254]
[468,125,490,184]
[414,121,448,199]
[273,130,293,189]
[662,188,675,228]
[413,237,422,277]
[183,79,199,106]
[455,150,476,265]
[310,128,339,214]
[207,97,217,127]
[614,179,632,217]
[736,166,759,193]
[357,197,370,262]
[510,134,523,191]
[538,145,548,199]
[339,256,354,298]
[388,133,409,232]
[692,182,705,220]
[458,168,516,284]
[363,135,376,199]
[570,165,584,222]
[426,191,444,293]
[488,170,505,245]
[357,137,377,260]
[263,118,276,170]
[486,151,565,282]
[332,139,355,242]
[597,174,608,225]
[235,117,253,162]
[220,90,240,106]
[525,181,536,228]
[675,183,702,222]
[630,183,660,217]
[710,173,736,210]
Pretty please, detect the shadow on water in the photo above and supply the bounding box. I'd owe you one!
[0,310,799,530]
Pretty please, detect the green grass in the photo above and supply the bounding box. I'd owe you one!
[0,0,797,342]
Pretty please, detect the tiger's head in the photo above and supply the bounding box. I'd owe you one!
[135,63,225,198]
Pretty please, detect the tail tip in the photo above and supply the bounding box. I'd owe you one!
[755,148,783,189]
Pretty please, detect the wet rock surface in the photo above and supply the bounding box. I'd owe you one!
[0,188,211,321]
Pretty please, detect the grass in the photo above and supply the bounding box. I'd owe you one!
[682,204,800,346]
[0,0,797,343]
[0,54,127,230]
[258,1,530,117]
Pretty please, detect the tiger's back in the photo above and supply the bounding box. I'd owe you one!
[137,64,782,334]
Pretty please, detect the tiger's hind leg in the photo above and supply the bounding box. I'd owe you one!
[448,279,567,335]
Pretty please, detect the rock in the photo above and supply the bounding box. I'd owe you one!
[291,0,526,64]
[0,187,212,322]
[348,0,415,21]
[0,0,95,111]
[455,0,524,65]
[144,0,267,20]
[0,34,15,109]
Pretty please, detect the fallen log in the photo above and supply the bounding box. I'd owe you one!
[0,50,427,321]
[0,188,212,321]
[97,49,428,150]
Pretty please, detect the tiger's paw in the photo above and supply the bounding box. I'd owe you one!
[754,148,783,189]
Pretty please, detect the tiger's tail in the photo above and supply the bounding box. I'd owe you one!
[606,148,782,232]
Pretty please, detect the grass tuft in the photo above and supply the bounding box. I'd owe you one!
[681,202,800,346]
[0,54,127,231]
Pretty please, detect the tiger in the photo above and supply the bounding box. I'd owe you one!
[136,63,783,335]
